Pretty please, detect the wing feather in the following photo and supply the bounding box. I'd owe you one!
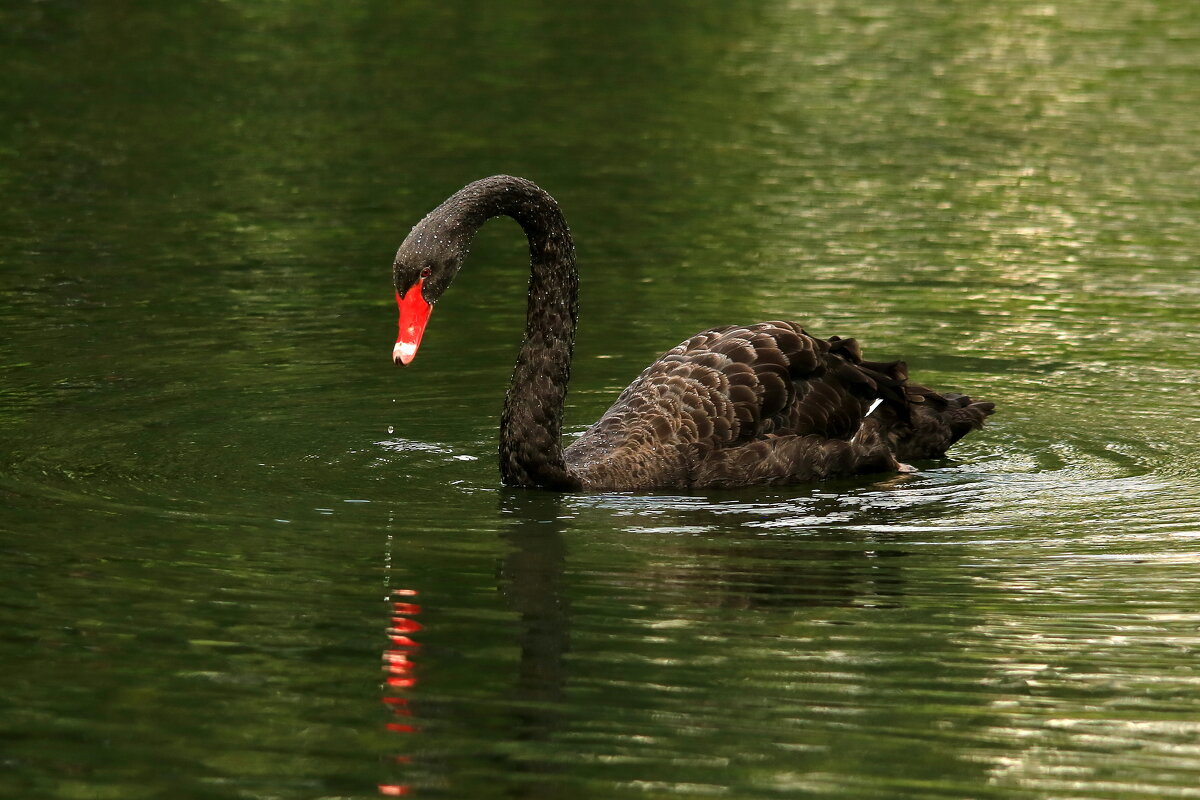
[563,320,993,489]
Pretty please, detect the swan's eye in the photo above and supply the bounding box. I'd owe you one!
[419,266,432,279]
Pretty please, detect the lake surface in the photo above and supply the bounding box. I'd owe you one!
[3,1,1199,798]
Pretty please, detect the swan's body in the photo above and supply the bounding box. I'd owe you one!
[392,175,993,491]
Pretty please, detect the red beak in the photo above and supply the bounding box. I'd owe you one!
[393,279,432,366]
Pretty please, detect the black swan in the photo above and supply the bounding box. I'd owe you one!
[391,175,993,491]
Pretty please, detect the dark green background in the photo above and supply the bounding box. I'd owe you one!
[3,1,1199,798]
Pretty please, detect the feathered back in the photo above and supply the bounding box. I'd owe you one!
[563,321,992,489]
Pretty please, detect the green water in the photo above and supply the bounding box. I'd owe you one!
[3,2,1199,798]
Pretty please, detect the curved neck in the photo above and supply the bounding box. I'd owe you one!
[419,176,580,489]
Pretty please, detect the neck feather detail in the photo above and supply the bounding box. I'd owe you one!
[415,176,580,489]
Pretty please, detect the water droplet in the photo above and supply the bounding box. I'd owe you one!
[388,425,395,434]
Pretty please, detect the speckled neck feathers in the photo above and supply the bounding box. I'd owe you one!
[409,176,580,489]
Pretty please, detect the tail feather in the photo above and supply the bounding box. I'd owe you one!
[829,331,994,466]
[854,381,993,462]
[881,385,994,462]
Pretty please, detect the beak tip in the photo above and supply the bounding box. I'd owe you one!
[393,341,417,366]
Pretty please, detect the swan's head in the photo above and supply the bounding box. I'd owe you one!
[391,221,468,366]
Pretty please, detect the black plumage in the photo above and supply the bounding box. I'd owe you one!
[392,175,994,491]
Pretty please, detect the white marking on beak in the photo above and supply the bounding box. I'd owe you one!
[393,341,418,365]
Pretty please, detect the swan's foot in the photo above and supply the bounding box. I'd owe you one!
[896,462,918,474]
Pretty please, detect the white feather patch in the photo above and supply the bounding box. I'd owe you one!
[865,398,884,417]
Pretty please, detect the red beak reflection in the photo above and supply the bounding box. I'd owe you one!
[379,588,422,796]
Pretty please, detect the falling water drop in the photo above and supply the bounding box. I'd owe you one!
[387,425,395,435]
